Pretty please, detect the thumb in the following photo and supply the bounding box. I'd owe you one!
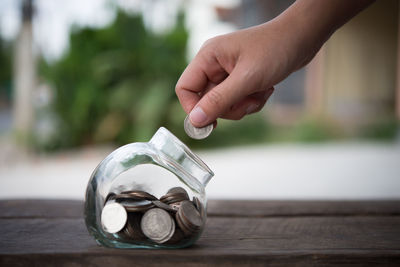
[189,68,253,127]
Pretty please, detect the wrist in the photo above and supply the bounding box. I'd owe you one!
[272,0,375,69]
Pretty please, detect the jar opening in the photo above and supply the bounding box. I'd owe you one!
[149,127,214,187]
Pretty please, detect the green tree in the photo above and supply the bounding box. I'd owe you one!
[40,10,190,149]
[0,38,12,105]
[40,9,273,151]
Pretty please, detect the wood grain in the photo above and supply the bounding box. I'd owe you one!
[0,199,83,218]
[207,200,400,217]
[2,199,399,218]
[0,199,399,266]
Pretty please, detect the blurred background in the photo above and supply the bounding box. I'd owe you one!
[0,0,399,200]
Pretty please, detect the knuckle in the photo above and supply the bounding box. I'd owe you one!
[240,69,257,81]
[199,36,226,58]
[201,36,219,50]
[238,69,263,93]
[205,89,224,109]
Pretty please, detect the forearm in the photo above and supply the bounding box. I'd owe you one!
[176,0,376,126]
[271,0,375,69]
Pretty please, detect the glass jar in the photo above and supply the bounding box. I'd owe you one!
[84,127,214,248]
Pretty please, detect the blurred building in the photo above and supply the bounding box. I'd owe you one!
[215,0,399,130]
[13,0,36,139]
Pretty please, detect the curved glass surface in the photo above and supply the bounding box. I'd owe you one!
[84,127,214,248]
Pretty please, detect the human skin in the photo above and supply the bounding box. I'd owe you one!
[175,0,375,128]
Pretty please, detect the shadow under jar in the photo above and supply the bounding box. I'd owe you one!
[84,127,214,249]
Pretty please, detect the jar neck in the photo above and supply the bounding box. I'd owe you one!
[149,127,214,187]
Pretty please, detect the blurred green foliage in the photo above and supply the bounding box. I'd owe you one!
[38,9,276,151]
[358,117,399,140]
[285,117,340,143]
[0,38,12,104]
[192,114,271,149]
[38,9,398,151]
[40,10,192,149]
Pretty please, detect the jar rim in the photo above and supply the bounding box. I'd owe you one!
[150,127,214,184]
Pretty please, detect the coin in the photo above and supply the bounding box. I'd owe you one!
[103,186,206,245]
[104,193,116,204]
[160,192,189,204]
[118,199,155,212]
[141,208,175,244]
[152,200,176,213]
[116,190,157,201]
[160,187,190,204]
[184,115,213,140]
[167,187,188,195]
[169,202,181,211]
[192,196,205,220]
[165,228,185,245]
[175,210,192,236]
[178,200,203,231]
[122,213,146,241]
[101,202,128,234]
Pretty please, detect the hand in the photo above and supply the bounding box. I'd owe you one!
[175,21,303,128]
[175,0,374,128]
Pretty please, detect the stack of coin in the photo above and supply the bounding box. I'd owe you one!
[160,187,190,205]
[192,196,205,219]
[115,190,157,201]
[175,200,203,236]
[101,187,205,245]
[121,212,146,241]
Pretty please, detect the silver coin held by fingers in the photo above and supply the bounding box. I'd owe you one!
[184,115,213,140]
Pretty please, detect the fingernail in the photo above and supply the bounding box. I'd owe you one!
[246,103,259,114]
[190,106,208,125]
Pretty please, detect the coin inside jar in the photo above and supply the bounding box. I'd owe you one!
[165,228,185,245]
[152,200,176,213]
[176,200,203,235]
[160,193,189,204]
[141,208,175,244]
[160,187,190,204]
[105,192,116,202]
[192,196,205,219]
[102,186,206,245]
[101,202,127,234]
[184,115,213,140]
[118,199,155,212]
[116,190,157,201]
[122,213,146,241]
[167,187,188,195]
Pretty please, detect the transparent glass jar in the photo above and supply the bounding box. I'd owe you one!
[84,127,214,248]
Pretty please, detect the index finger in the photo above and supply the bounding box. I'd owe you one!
[175,48,229,114]
[175,59,208,114]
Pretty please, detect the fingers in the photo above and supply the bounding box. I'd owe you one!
[175,45,228,114]
[221,87,274,120]
[176,36,274,127]
[175,61,207,114]
[188,65,265,127]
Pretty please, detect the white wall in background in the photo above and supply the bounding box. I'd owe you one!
[1,142,399,200]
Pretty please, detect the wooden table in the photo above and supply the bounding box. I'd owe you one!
[1,199,399,266]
